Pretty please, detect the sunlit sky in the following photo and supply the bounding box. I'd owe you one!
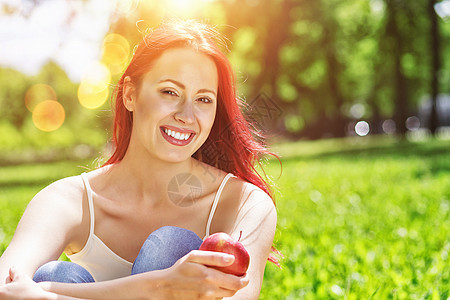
[0,0,119,82]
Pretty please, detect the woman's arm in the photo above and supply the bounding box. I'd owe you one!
[0,176,86,284]
[39,251,248,299]
[0,267,81,300]
[225,185,278,299]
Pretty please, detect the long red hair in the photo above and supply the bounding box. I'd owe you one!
[104,20,281,266]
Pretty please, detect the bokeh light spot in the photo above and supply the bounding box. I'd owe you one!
[406,116,420,131]
[102,33,130,75]
[349,103,365,119]
[382,119,396,134]
[78,81,110,109]
[78,62,111,109]
[355,121,370,136]
[24,84,57,112]
[32,100,65,132]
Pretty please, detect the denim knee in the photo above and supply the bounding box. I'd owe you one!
[132,226,203,275]
[33,261,95,283]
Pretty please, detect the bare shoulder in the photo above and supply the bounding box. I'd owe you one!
[216,176,277,242]
[230,177,276,218]
[241,180,276,210]
[33,175,85,205]
[26,174,90,252]
[25,174,90,227]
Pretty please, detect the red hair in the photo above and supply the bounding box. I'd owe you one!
[104,20,281,266]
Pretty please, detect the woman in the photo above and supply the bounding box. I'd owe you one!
[0,20,278,299]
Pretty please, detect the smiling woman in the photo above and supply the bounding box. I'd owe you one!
[120,47,218,162]
[0,20,279,300]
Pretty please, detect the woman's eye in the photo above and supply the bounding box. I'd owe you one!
[197,97,212,104]
[162,90,178,96]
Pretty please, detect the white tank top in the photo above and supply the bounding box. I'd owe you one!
[67,172,235,282]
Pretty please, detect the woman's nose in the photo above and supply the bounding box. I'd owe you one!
[174,100,195,124]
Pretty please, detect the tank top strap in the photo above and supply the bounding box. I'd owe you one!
[204,173,235,239]
[80,173,95,238]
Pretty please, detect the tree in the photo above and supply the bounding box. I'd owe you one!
[428,0,440,134]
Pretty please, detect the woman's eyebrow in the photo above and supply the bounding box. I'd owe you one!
[197,88,217,97]
[159,79,217,97]
[159,79,185,89]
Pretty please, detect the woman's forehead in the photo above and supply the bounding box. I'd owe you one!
[143,47,218,91]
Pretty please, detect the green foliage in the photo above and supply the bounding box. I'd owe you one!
[2,0,449,140]
[0,61,111,156]
[261,137,449,299]
[0,138,448,298]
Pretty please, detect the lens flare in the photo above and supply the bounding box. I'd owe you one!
[24,84,57,112]
[355,121,370,136]
[32,100,65,132]
[163,0,211,18]
[168,0,195,14]
[78,62,111,109]
[78,82,110,109]
[114,0,139,16]
[102,33,130,75]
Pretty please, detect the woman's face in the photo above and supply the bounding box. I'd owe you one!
[125,47,218,163]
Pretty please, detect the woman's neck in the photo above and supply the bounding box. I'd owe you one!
[105,149,196,206]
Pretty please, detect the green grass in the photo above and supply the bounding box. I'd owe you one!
[262,137,449,299]
[0,137,449,299]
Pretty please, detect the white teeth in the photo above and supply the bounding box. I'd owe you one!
[164,128,191,141]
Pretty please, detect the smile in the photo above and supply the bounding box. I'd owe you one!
[160,126,196,146]
[164,128,191,140]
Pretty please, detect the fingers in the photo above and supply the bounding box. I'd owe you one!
[171,283,244,299]
[171,265,247,294]
[183,251,249,291]
[185,250,235,267]
[206,269,249,293]
[169,250,249,299]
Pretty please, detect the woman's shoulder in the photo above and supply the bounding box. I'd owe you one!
[34,173,86,204]
[212,175,276,233]
[228,176,275,208]
[43,165,113,196]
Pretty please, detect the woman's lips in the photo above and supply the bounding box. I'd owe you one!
[160,126,196,146]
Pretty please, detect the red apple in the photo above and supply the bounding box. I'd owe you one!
[199,232,250,276]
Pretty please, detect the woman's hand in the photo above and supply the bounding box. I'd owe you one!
[149,250,249,300]
[0,251,249,300]
[0,267,53,300]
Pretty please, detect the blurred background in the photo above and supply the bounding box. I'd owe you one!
[1,1,449,298]
[0,0,449,165]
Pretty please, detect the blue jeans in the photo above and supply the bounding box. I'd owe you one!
[33,226,203,283]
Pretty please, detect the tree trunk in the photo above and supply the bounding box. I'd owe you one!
[324,25,347,137]
[428,0,440,134]
[248,0,295,132]
[385,0,408,136]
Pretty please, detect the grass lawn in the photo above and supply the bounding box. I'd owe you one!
[0,136,449,299]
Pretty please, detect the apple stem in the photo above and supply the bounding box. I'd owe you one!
[238,231,242,242]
